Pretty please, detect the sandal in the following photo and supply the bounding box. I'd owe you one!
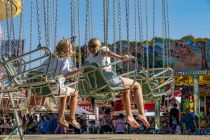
[67,120,81,129]
[59,119,69,128]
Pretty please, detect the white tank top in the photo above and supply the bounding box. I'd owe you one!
[86,46,112,71]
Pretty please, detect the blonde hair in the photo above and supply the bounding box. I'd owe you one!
[88,38,102,48]
[55,38,73,58]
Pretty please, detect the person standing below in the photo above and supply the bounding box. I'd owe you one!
[169,103,179,133]
[181,108,196,134]
[114,114,127,134]
[101,108,113,134]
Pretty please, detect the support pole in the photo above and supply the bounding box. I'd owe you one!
[155,100,160,130]
[193,74,200,129]
[8,92,24,140]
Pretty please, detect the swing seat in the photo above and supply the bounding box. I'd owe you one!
[78,77,90,97]
[0,47,62,97]
[78,62,130,100]
[82,63,129,96]
[134,68,174,101]
[26,71,53,96]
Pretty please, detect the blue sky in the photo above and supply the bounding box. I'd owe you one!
[1,0,210,52]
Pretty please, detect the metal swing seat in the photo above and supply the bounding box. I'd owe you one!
[135,67,174,100]
[78,59,137,102]
[1,46,77,98]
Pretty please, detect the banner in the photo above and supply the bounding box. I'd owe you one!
[0,39,24,58]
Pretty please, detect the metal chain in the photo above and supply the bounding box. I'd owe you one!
[47,0,50,48]
[36,0,42,46]
[162,0,166,68]
[71,0,75,37]
[166,0,171,67]
[163,0,168,67]
[54,0,58,47]
[5,1,12,57]
[71,0,76,67]
[118,0,122,56]
[89,0,94,38]
[103,0,106,45]
[145,0,149,69]
[43,0,48,47]
[85,0,90,45]
[152,0,155,72]
[29,0,34,69]
[18,0,24,56]
[138,0,144,68]
[78,0,81,67]
[113,0,116,53]
[9,2,15,40]
[105,0,109,46]
[5,1,10,42]
[113,0,117,71]
[125,0,130,72]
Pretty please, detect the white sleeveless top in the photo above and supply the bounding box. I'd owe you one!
[86,46,112,71]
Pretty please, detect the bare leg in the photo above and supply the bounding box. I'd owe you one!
[67,90,81,129]
[121,90,140,128]
[58,96,69,128]
[59,97,67,119]
[121,77,150,128]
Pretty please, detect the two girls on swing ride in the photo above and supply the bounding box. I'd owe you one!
[39,37,150,129]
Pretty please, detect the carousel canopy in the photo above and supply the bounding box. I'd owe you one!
[0,0,22,20]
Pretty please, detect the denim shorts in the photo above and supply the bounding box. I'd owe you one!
[103,71,123,87]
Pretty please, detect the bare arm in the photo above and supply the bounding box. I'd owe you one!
[101,49,133,61]
[64,69,81,79]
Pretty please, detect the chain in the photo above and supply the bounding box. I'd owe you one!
[71,0,75,37]
[54,0,58,47]
[105,0,109,46]
[138,0,144,68]
[47,0,50,48]
[78,0,81,67]
[71,0,76,67]
[145,0,149,69]
[103,0,106,45]
[113,0,117,71]
[43,0,48,47]
[118,0,122,56]
[9,2,15,40]
[5,1,12,57]
[166,0,171,67]
[134,0,137,60]
[5,1,10,42]
[18,0,23,56]
[85,0,90,45]
[29,0,34,69]
[162,0,167,68]
[113,0,116,53]
[152,0,155,72]
[125,0,130,72]
[36,0,42,46]
[89,0,93,38]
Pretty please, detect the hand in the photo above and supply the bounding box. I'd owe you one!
[122,55,135,62]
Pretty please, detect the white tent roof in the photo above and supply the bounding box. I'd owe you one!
[76,106,94,115]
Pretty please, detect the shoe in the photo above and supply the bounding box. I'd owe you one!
[59,119,69,128]
[67,120,81,129]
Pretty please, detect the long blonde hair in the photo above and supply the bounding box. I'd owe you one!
[55,38,73,58]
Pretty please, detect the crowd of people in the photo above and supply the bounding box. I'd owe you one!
[1,105,210,135]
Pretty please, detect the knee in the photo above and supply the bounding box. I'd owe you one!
[72,90,79,97]
[133,82,141,90]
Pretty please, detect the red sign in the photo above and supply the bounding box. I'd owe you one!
[78,104,93,112]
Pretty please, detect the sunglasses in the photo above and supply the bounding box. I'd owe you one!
[89,45,98,48]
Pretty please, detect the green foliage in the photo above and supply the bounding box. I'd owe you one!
[181,35,195,43]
